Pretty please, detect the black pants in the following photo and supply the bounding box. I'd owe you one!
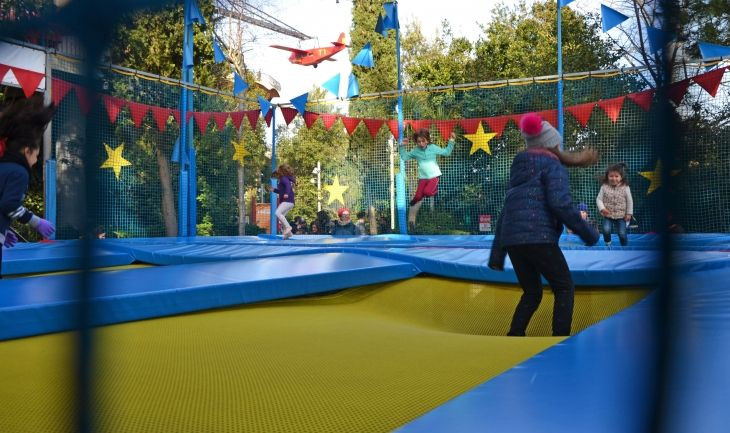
[505,243,574,336]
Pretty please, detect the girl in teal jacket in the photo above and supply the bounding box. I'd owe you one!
[399,128,456,230]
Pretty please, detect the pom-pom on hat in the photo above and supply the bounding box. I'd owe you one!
[519,113,561,149]
[577,202,588,212]
[337,208,350,217]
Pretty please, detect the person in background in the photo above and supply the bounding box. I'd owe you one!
[355,210,367,235]
[596,162,633,246]
[266,164,296,239]
[399,128,457,231]
[488,113,599,337]
[309,221,320,234]
[0,98,56,278]
[332,207,358,236]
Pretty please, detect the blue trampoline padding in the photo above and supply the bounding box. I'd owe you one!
[102,238,666,286]
[2,240,135,275]
[0,252,419,340]
[662,266,730,433]
[396,292,659,433]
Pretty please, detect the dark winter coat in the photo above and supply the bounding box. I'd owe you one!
[0,153,35,238]
[488,148,598,269]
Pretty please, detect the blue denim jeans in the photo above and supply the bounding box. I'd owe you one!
[602,218,627,246]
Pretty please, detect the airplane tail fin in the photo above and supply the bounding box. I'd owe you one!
[332,32,347,47]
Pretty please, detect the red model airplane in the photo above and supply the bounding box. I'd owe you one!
[270,33,348,68]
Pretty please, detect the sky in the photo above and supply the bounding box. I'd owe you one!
[237,0,507,103]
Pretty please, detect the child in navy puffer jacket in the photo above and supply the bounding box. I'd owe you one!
[488,113,599,336]
[0,98,56,277]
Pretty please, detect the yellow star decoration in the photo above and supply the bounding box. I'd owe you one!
[232,142,249,165]
[323,175,349,205]
[100,143,131,180]
[464,122,497,155]
[639,160,680,195]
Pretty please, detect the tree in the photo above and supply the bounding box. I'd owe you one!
[471,0,619,81]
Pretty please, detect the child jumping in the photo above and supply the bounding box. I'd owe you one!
[267,164,295,239]
[0,98,56,277]
[596,163,633,246]
[488,113,599,337]
[399,128,456,231]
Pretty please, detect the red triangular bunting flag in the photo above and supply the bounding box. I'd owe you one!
[102,95,124,124]
[535,110,558,129]
[597,96,626,123]
[386,120,399,139]
[264,110,273,126]
[692,67,726,97]
[51,78,73,106]
[434,120,457,141]
[10,66,44,98]
[341,117,361,135]
[150,107,171,132]
[127,101,150,127]
[280,107,299,125]
[0,64,9,82]
[320,114,338,130]
[626,89,654,112]
[667,79,691,106]
[459,118,481,134]
[211,112,229,131]
[509,113,525,129]
[566,102,595,128]
[409,119,432,132]
[73,85,94,115]
[193,112,212,134]
[245,110,260,129]
[483,115,510,137]
[362,118,385,138]
[229,111,245,130]
[303,111,319,128]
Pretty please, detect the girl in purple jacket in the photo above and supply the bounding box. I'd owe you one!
[267,164,296,239]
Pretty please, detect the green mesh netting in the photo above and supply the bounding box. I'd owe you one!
[50,58,730,238]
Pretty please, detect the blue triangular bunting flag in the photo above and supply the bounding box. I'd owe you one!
[258,96,271,117]
[558,0,576,7]
[375,13,386,36]
[185,0,205,25]
[234,73,249,95]
[601,5,630,32]
[698,41,730,60]
[213,40,226,63]
[347,73,360,98]
[290,92,309,116]
[647,27,673,54]
[322,73,341,97]
[383,2,399,30]
[352,43,374,68]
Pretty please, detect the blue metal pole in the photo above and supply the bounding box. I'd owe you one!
[269,108,278,235]
[178,0,193,236]
[394,2,407,234]
[557,1,565,150]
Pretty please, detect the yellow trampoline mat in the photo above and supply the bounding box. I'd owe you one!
[0,276,649,433]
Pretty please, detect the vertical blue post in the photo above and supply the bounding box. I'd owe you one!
[178,0,194,236]
[557,0,565,149]
[44,160,57,239]
[269,109,278,235]
[393,1,407,234]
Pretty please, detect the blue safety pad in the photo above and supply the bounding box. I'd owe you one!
[662,267,730,433]
[396,293,660,433]
[1,240,135,275]
[398,264,730,433]
[0,252,419,340]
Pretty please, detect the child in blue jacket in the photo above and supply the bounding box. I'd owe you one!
[488,113,599,336]
[266,164,296,239]
[0,99,56,277]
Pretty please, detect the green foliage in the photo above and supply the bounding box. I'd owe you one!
[470,1,619,81]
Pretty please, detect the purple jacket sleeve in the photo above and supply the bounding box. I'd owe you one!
[543,163,599,246]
